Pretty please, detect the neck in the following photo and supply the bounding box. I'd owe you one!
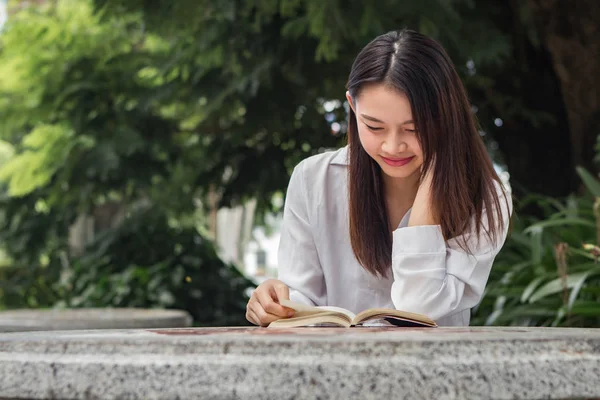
[382,171,420,205]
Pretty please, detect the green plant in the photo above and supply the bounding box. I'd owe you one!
[472,171,600,327]
[56,208,254,326]
[0,1,255,322]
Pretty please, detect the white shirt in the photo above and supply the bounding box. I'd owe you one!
[277,146,512,326]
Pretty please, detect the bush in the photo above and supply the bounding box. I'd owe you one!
[57,208,254,326]
[472,169,600,327]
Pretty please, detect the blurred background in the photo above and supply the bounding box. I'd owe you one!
[0,0,598,328]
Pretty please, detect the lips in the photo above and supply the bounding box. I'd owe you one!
[381,156,415,167]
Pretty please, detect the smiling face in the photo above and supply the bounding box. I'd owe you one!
[346,83,424,181]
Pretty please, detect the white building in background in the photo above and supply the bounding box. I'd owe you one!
[215,201,281,283]
[215,199,256,267]
[242,214,281,283]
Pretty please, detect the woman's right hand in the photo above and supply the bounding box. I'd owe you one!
[246,279,295,326]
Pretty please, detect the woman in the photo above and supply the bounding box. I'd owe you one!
[246,29,512,327]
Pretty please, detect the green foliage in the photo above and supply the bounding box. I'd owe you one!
[472,177,600,327]
[576,166,600,197]
[0,0,546,222]
[93,0,514,210]
[57,208,254,326]
[0,0,188,210]
[0,0,593,327]
[0,0,256,322]
[0,124,92,196]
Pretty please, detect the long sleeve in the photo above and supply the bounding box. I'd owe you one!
[390,188,512,322]
[277,161,326,306]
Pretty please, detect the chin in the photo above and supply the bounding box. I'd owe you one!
[382,170,418,179]
[378,163,420,180]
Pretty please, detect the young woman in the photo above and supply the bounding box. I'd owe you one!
[246,29,512,327]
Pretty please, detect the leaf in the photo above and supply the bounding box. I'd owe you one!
[492,305,557,323]
[485,309,503,325]
[521,275,547,303]
[0,124,74,196]
[529,226,543,265]
[281,17,308,39]
[560,301,600,317]
[551,307,566,327]
[528,270,600,303]
[0,141,15,166]
[576,166,600,196]
[568,247,599,261]
[523,218,595,235]
[567,267,600,310]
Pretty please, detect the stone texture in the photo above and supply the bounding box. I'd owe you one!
[0,326,598,399]
[0,308,192,332]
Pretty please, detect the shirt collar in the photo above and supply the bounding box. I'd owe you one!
[330,145,349,166]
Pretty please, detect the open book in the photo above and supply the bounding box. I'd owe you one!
[268,300,437,328]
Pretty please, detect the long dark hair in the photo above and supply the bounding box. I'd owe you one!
[347,29,509,277]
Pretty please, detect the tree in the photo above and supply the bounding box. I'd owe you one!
[528,0,600,191]
[0,0,254,323]
[0,0,597,320]
[95,0,597,201]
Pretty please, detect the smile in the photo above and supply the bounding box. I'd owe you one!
[381,156,415,167]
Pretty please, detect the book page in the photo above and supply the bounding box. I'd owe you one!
[279,300,320,314]
[268,312,351,328]
[279,300,356,320]
[353,308,437,327]
[315,306,355,321]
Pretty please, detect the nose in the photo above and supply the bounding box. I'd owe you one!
[382,132,407,154]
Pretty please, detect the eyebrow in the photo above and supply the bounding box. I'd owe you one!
[360,114,414,125]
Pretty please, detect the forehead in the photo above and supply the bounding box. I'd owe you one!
[354,83,413,122]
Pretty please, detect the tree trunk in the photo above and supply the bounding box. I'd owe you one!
[207,185,220,240]
[478,32,575,199]
[529,0,600,184]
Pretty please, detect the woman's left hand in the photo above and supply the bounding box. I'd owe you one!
[408,164,438,226]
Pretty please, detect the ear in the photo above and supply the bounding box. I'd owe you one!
[346,91,356,114]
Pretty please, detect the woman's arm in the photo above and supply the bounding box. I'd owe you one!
[392,175,512,321]
[277,161,326,306]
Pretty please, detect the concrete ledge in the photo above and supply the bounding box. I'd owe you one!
[0,326,598,399]
[0,308,193,332]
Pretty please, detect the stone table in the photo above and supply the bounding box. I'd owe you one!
[0,326,598,399]
[0,308,192,332]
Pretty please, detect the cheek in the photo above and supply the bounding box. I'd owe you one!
[413,156,424,169]
[357,127,379,154]
[409,137,423,158]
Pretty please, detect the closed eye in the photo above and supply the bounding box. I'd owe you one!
[365,124,383,131]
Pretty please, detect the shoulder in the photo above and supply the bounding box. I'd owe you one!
[287,146,348,208]
[296,146,348,175]
[290,146,347,187]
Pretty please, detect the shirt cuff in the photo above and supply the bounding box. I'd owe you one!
[392,225,446,254]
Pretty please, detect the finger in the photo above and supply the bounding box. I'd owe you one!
[270,283,295,317]
[246,299,257,325]
[246,308,260,326]
[272,283,290,302]
[250,302,285,327]
[257,287,290,317]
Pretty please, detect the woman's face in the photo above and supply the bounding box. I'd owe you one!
[347,84,423,181]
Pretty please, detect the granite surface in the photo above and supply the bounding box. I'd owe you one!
[0,308,192,332]
[0,326,598,399]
